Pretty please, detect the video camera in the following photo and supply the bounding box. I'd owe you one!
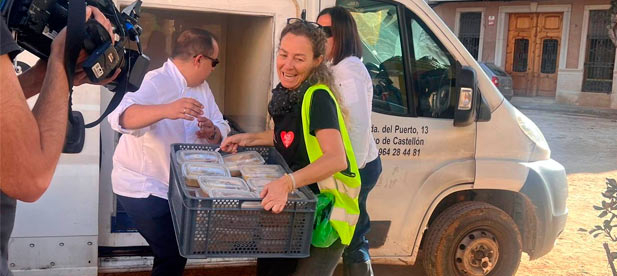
[1,0,150,153]
[2,0,149,92]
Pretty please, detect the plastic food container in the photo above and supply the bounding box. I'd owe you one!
[240,165,285,181]
[184,187,208,198]
[198,176,250,197]
[246,177,277,193]
[247,178,305,199]
[176,150,223,164]
[223,151,266,176]
[208,188,259,198]
[182,163,230,187]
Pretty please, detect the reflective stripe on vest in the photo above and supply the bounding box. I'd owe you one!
[300,84,362,245]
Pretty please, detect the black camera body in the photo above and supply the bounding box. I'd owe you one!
[2,0,149,93]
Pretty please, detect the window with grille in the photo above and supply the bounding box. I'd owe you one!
[513,39,529,72]
[541,39,558,74]
[458,12,482,60]
[583,10,616,93]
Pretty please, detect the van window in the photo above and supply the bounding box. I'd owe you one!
[342,0,409,116]
[409,17,456,119]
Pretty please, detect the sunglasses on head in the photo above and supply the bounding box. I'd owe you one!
[286,18,332,38]
[287,18,320,28]
[194,54,220,68]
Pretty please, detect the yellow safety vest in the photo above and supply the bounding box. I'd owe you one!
[300,83,361,246]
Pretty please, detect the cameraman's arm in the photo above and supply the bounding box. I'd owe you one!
[0,51,69,202]
[18,59,47,99]
[0,6,113,202]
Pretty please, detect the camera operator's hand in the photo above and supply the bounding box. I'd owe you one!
[164,97,205,121]
[49,6,119,86]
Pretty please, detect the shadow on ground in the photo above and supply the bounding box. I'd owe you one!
[99,262,427,276]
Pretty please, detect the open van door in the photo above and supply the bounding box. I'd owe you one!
[337,0,477,257]
[98,0,297,268]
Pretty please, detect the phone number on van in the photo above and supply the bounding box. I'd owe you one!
[377,147,422,157]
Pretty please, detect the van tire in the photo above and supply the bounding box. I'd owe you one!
[422,201,522,276]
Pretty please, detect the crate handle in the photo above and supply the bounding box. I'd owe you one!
[240,201,263,209]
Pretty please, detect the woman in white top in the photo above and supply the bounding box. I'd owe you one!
[317,7,382,276]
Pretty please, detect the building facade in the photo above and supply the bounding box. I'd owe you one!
[430,0,617,109]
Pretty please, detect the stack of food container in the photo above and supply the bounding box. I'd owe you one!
[177,150,301,200]
[168,144,315,259]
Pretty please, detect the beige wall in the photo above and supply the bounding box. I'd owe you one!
[566,1,585,69]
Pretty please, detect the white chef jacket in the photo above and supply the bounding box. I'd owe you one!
[108,59,230,200]
[330,56,378,169]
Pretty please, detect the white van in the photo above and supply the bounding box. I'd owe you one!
[9,0,567,275]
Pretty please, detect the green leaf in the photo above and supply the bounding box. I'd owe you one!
[594,232,604,238]
[600,211,610,218]
[603,192,614,198]
[590,228,601,234]
[579,228,588,232]
[597,225,605,230]
[608,178,617,188]
[603,201,610,208]
[595,205,605,211]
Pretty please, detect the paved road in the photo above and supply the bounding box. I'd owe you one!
[100,106,617,276]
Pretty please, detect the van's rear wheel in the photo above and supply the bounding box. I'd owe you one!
[422,202,522,276]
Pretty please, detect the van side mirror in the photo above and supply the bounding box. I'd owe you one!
[454,66,478,127]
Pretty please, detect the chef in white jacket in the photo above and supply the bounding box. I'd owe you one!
[107,28,229,276]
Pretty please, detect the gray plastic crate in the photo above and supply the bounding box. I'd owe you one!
[168,143,316,258]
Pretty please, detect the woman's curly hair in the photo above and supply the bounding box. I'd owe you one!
[279,21,348,118]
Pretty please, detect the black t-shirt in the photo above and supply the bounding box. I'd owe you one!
[1,17,19,276]
[268,83,339,193]
[0,18,21,60]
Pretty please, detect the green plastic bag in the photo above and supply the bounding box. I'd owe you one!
[312,192,339,248]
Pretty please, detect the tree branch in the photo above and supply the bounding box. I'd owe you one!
[610,0,617,47]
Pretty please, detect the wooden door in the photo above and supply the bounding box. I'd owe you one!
[505,13,562,97]
[506,14,537,96]
[534,13,562,97]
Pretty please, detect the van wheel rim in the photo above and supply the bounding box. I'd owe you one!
[454,230,499,275]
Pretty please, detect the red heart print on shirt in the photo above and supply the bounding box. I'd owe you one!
[280,131,295,148]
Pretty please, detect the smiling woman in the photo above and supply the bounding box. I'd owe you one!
[220,20,362,276]
[276,34,321,89]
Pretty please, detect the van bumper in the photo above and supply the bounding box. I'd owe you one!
[519,159,568,260]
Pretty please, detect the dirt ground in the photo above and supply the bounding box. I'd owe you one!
[99,107,617,276]
[514,109,617,276]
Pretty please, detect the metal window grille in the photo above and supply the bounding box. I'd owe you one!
[513,39,529,72]
[583,10,616,93]
[458,12,482,60]
[541,39,558,74]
